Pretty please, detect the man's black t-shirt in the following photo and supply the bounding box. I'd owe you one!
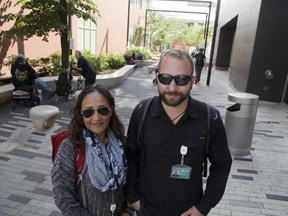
[77,56,95,78]
[194,53,206,66]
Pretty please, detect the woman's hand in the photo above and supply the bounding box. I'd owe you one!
[131,200,140,211]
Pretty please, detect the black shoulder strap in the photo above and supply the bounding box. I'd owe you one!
[202,103,221,177]
[137,96,156,147]
[203,103,210,177]
[205,103,210,155]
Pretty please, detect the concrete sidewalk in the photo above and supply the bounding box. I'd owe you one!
[0,66,288,215]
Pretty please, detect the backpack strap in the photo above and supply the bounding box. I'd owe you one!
[51,130,68,163]
[136,96,156,166]
[75,145,86,185]
[137,96,156,147]
[74,144,87,208]
[203,103,210,177]
[76,159,87,209]
[202,103,220,177]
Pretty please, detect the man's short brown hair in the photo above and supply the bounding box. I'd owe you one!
[158,48,194,76]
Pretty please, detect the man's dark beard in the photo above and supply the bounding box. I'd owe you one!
[159,90,189,107]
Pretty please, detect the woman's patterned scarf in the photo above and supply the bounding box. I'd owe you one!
[83,127,127,192]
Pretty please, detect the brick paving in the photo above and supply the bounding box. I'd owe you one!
[0,66,288,215]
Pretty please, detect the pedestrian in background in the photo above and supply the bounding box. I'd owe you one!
[193,48,206,84]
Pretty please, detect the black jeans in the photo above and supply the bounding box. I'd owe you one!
[85,72,96,87]
[195,65,203,82]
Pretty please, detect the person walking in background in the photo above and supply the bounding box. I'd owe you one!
[124,49,232,216]
[191,49,196,58]
[73,50,96,87]
[51,84,131,216]
[193,48,206,84]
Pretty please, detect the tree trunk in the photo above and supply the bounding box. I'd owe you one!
[60,0,69,69]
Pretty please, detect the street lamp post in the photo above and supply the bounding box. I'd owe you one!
[127,0,130,47]
[206,0,221,85]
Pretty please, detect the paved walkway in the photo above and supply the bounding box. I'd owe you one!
[0,66,288,216]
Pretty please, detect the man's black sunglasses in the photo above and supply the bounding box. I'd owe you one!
[157,74,193,86]
[81,107,111,118]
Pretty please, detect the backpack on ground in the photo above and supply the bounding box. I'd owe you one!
[51,130,87,208]
[55,71,73,97]
[136,97,218,177]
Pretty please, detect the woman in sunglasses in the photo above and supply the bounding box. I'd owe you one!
[52,84,131,216]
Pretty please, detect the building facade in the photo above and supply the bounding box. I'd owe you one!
[214,0,288,108]
[0,0,148,77]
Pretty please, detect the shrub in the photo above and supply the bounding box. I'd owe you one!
[125,45,152,60]
[2,50,127,78]
[2,52,63,76]
[81,50,102,73]
[81,50,126,73]
[106,54,126,69]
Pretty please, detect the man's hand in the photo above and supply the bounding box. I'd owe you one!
[72,65,82,72]
[181,206,203,216]
[131,200,140,211]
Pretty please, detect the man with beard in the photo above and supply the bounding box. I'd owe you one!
[124,49,232,216]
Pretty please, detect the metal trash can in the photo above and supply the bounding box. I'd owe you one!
[225,92,259,156]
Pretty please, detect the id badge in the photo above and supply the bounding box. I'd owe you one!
[171,164,192,180]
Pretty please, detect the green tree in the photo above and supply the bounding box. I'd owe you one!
[145,11,197,50]
[145,11,171,48]
[190,24,213,47]
[0,0,100,69]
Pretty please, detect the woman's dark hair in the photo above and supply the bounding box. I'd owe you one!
[68,84,126,151]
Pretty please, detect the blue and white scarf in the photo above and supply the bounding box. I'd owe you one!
[83,127,127,192]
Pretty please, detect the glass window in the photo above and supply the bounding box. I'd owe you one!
[78,17,97,54]
[146,0,149,9]
[131,0,142,9]
[129,27,136,46]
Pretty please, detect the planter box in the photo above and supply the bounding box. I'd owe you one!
[0,77,12,85]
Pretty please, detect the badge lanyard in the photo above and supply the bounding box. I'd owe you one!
[171,145,192,180]
[110,190,116,216]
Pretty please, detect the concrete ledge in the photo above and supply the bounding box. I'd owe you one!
[95,64,136,89]
[147,65,157,73]
[0,64,137,105]
[142,60,158,66]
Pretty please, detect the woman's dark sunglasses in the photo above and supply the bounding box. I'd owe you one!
[157,74,193,86]
[81,107,111,118]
